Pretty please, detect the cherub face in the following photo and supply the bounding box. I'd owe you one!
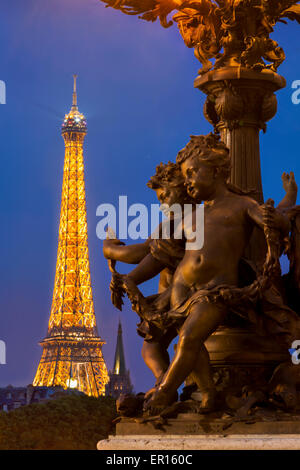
[155,186,183,206]
[155,186,182,206]
[181,156,216,201]
[155,185,184,217]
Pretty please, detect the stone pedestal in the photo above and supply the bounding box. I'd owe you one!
[204,326,289,400]
[98,434,300,450]
[98,414,300,450]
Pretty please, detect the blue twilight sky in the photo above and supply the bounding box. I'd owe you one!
[0,0,299,393]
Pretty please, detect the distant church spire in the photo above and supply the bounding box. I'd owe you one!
[106,319,133,398]
[113,319,126,375]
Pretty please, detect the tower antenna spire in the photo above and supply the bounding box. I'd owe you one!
[72,74,78,110]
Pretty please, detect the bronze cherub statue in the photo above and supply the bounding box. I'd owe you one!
[103,133,300,417]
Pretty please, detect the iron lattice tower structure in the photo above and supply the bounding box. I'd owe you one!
[33,76,109,396]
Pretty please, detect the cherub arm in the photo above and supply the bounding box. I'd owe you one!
[127,253,166,285]
[103,238,152,264]
[103,221,165,264]
[247,198,291,272]
[109,252,166,310]
[247,198,290,237]
[277,172,298,211]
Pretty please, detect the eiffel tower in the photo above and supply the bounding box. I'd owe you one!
[33,76,109,396]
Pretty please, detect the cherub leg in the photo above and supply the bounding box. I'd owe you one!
[145,301,226,412]
[142,341,170,380]
[142,341,171,401]
[190,344,216,412]
[142,329,177,400]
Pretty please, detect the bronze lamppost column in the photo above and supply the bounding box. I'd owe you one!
[195,67,286,263]
[195,67,286,204]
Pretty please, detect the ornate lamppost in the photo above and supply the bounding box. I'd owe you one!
[100,0,299,198]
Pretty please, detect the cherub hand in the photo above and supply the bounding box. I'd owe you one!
[263,198,290,237]
[263,251,280,277]
[103,238,125,259]
[282,171,297,195]
[262,199,280,230]
[263,198,288,231]
[110,272,125,311]
[121,275,151,317]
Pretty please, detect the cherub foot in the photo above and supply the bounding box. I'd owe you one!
[144,373,166,401]
[199,390,216,414]
[144,388,177,416]
[144,386,157,402]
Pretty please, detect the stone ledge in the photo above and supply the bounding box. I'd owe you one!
[116,416,300,436]
[97,434,300,450]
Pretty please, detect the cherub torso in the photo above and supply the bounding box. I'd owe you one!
[170,193,255,309]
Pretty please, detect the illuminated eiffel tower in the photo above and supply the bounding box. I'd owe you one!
[33,76,108,396]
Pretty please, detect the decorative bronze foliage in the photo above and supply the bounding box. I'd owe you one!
[100,0,300,73]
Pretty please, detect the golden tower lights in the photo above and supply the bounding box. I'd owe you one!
[33,76,109,396]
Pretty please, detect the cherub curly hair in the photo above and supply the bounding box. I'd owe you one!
[147,161,185,189]
[176,133,231,180]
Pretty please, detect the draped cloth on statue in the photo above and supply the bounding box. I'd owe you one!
[132,264,300,349]
[125,212,300,347]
